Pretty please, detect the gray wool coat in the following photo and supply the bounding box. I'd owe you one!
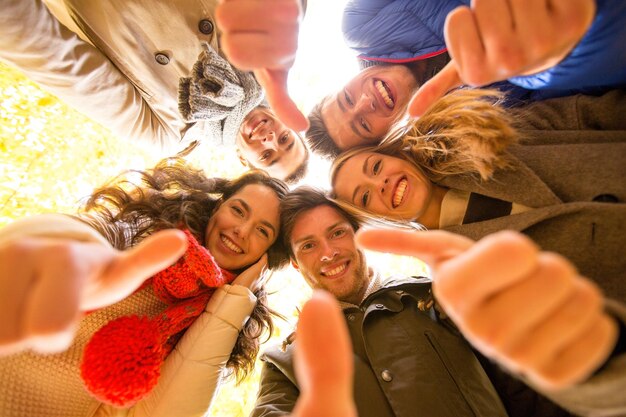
[439,90,626,301]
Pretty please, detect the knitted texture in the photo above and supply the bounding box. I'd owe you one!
[80,230,236,407]
[178,43,264,146]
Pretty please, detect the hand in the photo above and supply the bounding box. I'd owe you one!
[0,229,187,355]
[357,229,618,390]
[409,0,596,117]
[232,253,270,292]
[289,291,357,417]
[216,0,309,131]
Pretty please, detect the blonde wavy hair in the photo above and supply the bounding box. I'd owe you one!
[330,88,518,224]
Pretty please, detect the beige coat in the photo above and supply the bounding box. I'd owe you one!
[0,214,257,417]
[0,0,222,151]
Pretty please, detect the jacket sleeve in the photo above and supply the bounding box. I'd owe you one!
[534,300,626,417]
[0,0,180,151]
[508,0,626,92]
[514,89,626,133]
[249,358,300,417]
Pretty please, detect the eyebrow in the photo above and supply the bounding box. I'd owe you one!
[292,221,346,245]
[233,198,277,236]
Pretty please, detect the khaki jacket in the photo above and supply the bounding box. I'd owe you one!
[0,214,257,417]
[0,0,221,151]
[440,90,626,300]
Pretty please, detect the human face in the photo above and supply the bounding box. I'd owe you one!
[333,152,432,221]
[321,65,418,150]
[290,205,368,304]
[236,107,307,180]
[205,184,280,272]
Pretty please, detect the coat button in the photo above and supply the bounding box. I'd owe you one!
[592,194,619,203]
[155,52,170,65]
[198,19,214,35]
[381,370,393,382]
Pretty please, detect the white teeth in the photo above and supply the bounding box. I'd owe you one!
[250,120,266,137]
[375,80,394,108]
[322,263,347,277]
[221,235,242,253]
[393,179,407,208]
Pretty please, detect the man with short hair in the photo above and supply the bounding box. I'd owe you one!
[251,187,626,417]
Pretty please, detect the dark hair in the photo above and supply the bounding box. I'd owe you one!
[280,186,362,259]
[284,134,310,184]
[305,96,343,159]
[77,157,289,381]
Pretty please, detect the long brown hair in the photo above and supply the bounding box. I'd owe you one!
[78,157,289,381]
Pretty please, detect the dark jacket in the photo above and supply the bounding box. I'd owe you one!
[439,90,626,301]
[251,277,626,417]
[342,0,626,97]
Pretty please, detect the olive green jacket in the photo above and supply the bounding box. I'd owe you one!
[250,277,626,417]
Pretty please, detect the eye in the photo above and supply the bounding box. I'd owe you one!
[257,226,269,238]
[360,118,370,133]
[361,190,370,207]
[344,90,353,106]
[260,150,272,161]
[372,160,381,175]
[279,132,289,145]
[331,228,346,239]
[231,205,244,217]
[300,242,315,252]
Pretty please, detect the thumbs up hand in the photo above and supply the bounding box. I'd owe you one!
[0,229,187,355]
[357,229,618,390]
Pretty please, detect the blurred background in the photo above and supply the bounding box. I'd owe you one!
[0,0,427,415]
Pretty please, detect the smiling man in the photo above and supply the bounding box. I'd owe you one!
[250,186,626,417]
[236,106,309,184]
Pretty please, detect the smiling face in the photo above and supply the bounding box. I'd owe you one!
[333,152,433,221]
[289,205,368,305]
[205,184,281,271]
[320,65,418,151]
[236,107,307,180]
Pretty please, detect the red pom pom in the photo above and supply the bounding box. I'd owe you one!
[81,316,163,407]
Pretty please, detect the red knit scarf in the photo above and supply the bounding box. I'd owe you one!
[80,229,236,407]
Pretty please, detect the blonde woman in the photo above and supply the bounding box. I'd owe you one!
[331,89,626,299]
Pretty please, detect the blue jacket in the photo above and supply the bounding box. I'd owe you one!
[343,0,626,96]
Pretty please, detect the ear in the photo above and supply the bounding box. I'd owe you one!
[236,148,249,167]
[291,259,300,271]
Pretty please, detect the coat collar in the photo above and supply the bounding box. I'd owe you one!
[437,151,562,208]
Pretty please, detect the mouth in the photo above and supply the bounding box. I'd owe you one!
[374,79,394,110]
[392,177,408,208]
[249,119,268,139]
[220,234,243,254]
[320,260,350,278]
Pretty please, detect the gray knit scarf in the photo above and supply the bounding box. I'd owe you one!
[178,43,264,146]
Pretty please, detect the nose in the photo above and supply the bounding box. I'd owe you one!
[233,221,252,240]
[319,239,338,262]
[378,177,389,195]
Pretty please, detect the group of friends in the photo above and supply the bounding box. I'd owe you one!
[0,0,625,416]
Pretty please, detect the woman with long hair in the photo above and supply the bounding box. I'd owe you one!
[0,157,290,417]
[330,89,626,299]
